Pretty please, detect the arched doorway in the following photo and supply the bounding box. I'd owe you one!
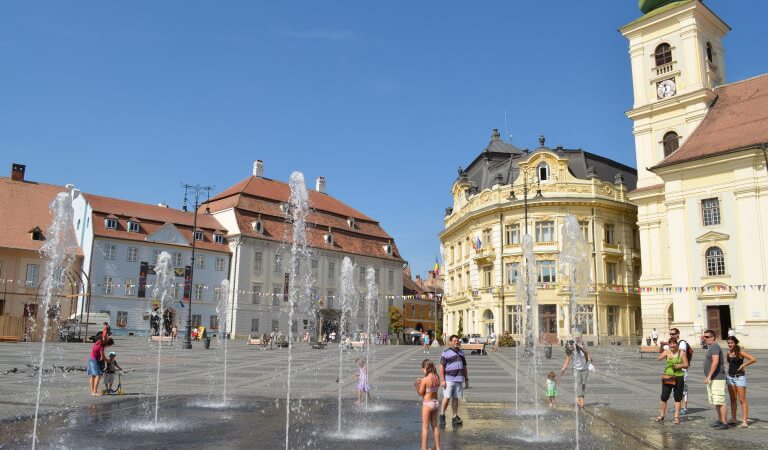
[482,309,494,337]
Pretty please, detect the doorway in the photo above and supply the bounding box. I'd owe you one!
[483,309,494,337]
[538,304,558,344]
[706,305,732,340]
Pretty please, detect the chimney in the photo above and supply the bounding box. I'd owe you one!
[11,163,25,181]
[253,160,264,177]
[315,176,326,194]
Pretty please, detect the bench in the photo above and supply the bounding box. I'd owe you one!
[0,336,19,343]
[638,346,661,357]
[149,336,173,342]
[351,341,365,349]
[462,343,487,354]
[248,338,263,346]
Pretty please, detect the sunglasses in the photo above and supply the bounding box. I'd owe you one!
[703,335,714,339]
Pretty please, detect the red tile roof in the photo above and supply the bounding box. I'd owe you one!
[654,74,768,168]
[0,177,81,254]
[84,193,230,253]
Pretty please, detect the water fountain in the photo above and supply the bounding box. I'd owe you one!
[217,279,230,404]
[336,257,358,435]
[285,171,311,449]
[516,233,540,436]
[31,187,77,450]
[363,267,378,409]
[152,251,174,425]
[559,214,593,450]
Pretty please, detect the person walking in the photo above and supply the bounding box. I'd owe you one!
[665,328,691,414]
[439,335,468,426]
[652,328,659,346]
[702,329,729,429]
[560,338,592,410]
[655,337,688,424]
[726,336,757,428]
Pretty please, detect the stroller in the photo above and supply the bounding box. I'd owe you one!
[101,371,125,395]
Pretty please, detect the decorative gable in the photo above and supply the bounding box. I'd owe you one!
[695,231,730,244]
[145,222,190,246]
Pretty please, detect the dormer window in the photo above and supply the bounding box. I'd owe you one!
[105,218,118,230]
[347,217,356,229]
[537,163,550,182]
[194,230,204,241]
[251,219,264,234]
[127,221,140,233]
[324,232,334,245]
[29,227,44,241]
[213,233,225,244]
[279,203,289,214]
[383,243,393,256]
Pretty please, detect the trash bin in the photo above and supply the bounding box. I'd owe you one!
[544,344,553,359]
[646,337,651,346]
[203,337,211,349]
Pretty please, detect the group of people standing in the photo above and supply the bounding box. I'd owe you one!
[655,327,757,429]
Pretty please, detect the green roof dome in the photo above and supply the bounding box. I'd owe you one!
[639,0,680,14]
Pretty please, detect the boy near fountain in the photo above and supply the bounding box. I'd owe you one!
[353,357,370,405]
[546,371,558,407]
[103,351,122,394]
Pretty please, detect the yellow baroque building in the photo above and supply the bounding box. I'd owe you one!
[440,131,642,345]
[622,0,768,348]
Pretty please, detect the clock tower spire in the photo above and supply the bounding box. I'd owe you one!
[620,0,730,188]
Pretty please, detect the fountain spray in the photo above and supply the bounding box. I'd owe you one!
[152,251,174,424]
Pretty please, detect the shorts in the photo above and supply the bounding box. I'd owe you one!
[443,381,464,399]
[87,358,102,376]
[726,375,747,388]
[103,373,115,385]
[574,369,589,397]
[707,379,727,405]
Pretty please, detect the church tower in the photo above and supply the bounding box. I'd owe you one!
[620,0,729,189]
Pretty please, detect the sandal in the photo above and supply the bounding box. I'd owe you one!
[674,417,680,424]
[741,422,749,428]
[654,416,664,423]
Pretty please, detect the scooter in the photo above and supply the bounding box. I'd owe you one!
[101,371,125,395]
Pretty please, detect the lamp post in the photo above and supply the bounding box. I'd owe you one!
[181,183,212,350]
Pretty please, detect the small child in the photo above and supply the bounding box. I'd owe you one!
[103,351,122,394]
[353,357,371,405]
[546,371,558,408]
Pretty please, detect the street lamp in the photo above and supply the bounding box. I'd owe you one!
[181,183,213,350]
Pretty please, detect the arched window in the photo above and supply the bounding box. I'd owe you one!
[655,43,673,67]
[537,163,550,182]
[706,42,714,64]
[663,131,679,157]
[705,247,725,276]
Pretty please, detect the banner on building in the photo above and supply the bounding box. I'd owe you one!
[183,265,192,303]
[138,262,148,298]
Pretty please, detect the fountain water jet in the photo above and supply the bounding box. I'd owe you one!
[216,279,230,403]
[336,257,358,434]
[152,251,174,424]
[516,234,539,436]
[31,188,77,450]
[363,267,379,409]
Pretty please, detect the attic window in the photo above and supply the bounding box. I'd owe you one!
[194,230,204,241]
[279,203,289,214]
[30,227,44,241]
[251,220,264,234]
[383,243,393,256]
[537,163,550,182]
[213,233,225,244]
[347,218,356,229]
[324,233,334,245]
[105,218,118,230]
[127,221,140,233]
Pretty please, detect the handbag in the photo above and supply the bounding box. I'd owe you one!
[661,374,676,386]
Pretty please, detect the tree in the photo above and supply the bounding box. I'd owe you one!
[457,315,464,339]
[388,306,404,343]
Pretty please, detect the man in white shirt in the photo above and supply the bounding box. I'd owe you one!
[651,328,659,346]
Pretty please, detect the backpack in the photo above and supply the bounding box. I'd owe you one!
[679,339,693,363]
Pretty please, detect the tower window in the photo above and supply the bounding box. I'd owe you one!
[537,163,550,182]
[663,131,679,157]
[654,43,672,67]
[706,42,714,64]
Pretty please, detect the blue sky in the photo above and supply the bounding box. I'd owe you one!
[2,1,767,278]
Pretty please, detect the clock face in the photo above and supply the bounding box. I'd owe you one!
[657,79,676,99]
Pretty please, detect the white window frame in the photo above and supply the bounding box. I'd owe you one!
[102,276,114,295]
[193,284,204,301]
[193,230,204,241]
[705,246,726,276]
[26,264,39,287]
[104,244,117,260]
[328,261,335,280]
[606,262,618,285]
[702,198,721,226]
[537,163,550,182]
[124,277,136,296]
[505,262,519,285]
[173,252,183,267]
[251,283,262,304]
[127,221,140,233]
[105,218,118,230]
[505,224,520,245]
[197,255,205,270]
[213,234,225,244]
[536,260,556,283]
[535,221,555,242]
[604,224,616,245]
[215,257,225,271]
[127,247,138,262]
[254,252,263,275]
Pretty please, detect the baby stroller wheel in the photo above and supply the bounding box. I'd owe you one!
[117,388,125,395]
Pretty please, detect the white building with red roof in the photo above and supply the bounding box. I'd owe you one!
[206,160,404,339]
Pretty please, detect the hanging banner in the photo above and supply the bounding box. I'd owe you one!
[182,265,192,303]
[138,262,148,298]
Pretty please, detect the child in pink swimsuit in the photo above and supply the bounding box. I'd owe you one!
[415,359,441,450]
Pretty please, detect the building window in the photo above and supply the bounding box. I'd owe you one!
[537,163,550,181]
[607,306,618,335]
[116,311,128,328]
[536,260,556,283]
[31,228,44,240]
[213,285,223,302]
[482,229,492,247]
[252,251,264,275]
[127,221,140,233]
[104,244,117,260]
[662,131,679,157]
[359,267,366,284]
[215,257,225,271]
[192,315,201,327]
[505,224,520,245]
[251,283,262,304]
[654,43,672,67]
[251,318,260,333]
[575,305,594,335]
[173,252,183,267]
[579,221,590,241]
[483,266,492,287]
[102,276,114,294]
[194,284,203,300]
[105,218,118,230]
[706,42,713,63]
[213,234,225,244]
[506,305,523,335]
[705,246,725,276]
[25,264,39,287]
[197,255,205,270]
[127,247,138,262]
[311,259,318,277]
[194,230,204,241]
[328,261,335,280]
[272,287,281,306]
[124,277,136,296]
[606,262,618,285]
[505,262,519,285]
[326,290,335,309]
[388,298,393,308]
[271,319,280,332]
[209,315,219,330]
[273,256,283,276]
[388,270,394,287]
[535,221,555,242]
[604,224,615,245]
[702,198,721,226]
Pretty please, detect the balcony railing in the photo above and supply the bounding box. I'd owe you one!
[653,61,675,77]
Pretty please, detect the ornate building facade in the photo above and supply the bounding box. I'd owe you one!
[622,0,768,347]
[440,131,641,345]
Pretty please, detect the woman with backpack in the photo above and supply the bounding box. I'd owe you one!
[655,337,688,424]
[726,336,757,428]
[560,338,592,410]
